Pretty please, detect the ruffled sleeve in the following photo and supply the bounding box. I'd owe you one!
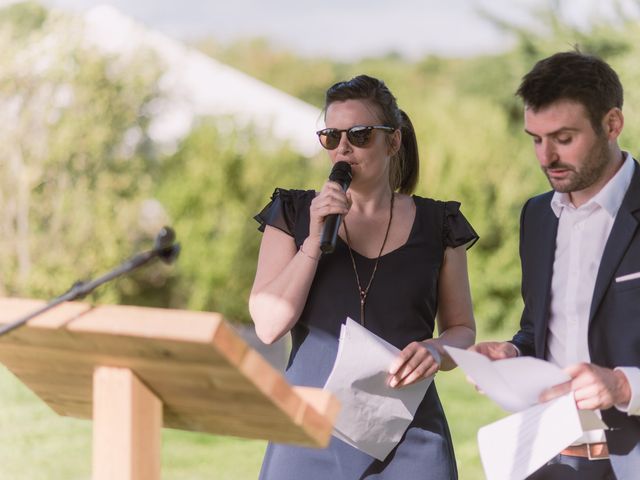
[443,201,479,249]
[254,188,314,243]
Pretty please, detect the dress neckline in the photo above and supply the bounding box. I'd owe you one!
[336,195,419,260]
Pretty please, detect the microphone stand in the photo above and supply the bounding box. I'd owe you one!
[0,227,180,337]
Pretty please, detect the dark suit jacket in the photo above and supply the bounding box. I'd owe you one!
[511,161,640,479]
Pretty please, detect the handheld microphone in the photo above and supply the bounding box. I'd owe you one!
[320,161,352,254]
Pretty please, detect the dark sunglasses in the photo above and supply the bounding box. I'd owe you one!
[316,125,395,150]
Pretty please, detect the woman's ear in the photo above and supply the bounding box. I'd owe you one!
[388,129,402,155]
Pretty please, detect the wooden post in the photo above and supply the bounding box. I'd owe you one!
[92,366,162,480]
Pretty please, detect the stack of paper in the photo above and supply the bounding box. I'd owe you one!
[323,318,433,460]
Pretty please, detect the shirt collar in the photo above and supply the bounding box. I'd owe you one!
[550,151,635,218]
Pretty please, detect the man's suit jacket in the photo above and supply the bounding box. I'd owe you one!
[511,161,640,479]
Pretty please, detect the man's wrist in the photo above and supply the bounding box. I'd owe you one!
[506,342,521,358]
[613,368,634,411]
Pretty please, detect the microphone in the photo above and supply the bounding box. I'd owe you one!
[320,161,352,254]
[153,226,180,264]
[0,226,181,337]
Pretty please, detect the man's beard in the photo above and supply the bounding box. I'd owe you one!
[542,136,610,193]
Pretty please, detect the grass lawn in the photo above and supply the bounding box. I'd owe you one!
[0,365,267,479]
[0,328,512,479]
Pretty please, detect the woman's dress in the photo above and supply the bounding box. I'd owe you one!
[254,189,478,480]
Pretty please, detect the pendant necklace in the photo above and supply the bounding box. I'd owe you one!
[343,192,394,326]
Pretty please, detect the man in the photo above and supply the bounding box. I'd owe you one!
[473,51,640,479]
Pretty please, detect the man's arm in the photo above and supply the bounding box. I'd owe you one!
[510,197,536,356]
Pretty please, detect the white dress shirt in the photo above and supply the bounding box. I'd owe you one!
[547,152,640,444]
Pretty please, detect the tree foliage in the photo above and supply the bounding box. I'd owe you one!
[0,2,162,302]
[3,1,640,331]
[193,2,640,330]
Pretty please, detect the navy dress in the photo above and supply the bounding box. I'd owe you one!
[254,189,478,480]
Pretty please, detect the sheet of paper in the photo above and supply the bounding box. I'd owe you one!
[443,346,571,411]
[478,394,596,480]
[445,346,609,480]
[579,409,609,432]
[323,317,432,460]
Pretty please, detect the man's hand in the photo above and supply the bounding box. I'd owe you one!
[539,362,631,410]
[464,341,519,392]
[469,341,519,360]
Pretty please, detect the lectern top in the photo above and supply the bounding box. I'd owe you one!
[0,297,338,447]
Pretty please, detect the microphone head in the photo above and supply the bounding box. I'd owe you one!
[154,226,176,251]
[154,226,180,264]
[158,243,181,264]
[329,161,352,190]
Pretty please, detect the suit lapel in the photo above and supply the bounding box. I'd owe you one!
[524,195,558,357]
[590,162,640,321]
[535,204,558,357]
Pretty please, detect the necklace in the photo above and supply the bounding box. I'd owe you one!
[343,193,394,326]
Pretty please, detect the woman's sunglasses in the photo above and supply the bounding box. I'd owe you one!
[316,125,395,150]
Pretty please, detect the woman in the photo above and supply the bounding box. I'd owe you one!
[250,75,477,479]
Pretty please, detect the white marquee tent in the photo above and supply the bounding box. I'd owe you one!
[82,5,323,157]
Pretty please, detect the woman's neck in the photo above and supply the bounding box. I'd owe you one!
[348,184,394,216]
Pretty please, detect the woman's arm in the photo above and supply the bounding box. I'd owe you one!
[431,244,477,368]
[249,181,350,344]
[249,226,321,344]
[389,245,476,387]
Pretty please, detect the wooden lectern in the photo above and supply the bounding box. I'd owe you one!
[0,297,339,479]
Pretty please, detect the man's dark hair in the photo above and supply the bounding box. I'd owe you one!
[516,50,623,132]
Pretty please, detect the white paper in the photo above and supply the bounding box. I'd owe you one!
[579,410,609,432]
[443,346,571,411]
[323,318,432,460]
[444,346,609,480]
[478,394,584,480]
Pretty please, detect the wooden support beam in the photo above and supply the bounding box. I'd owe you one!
[92,366,162,480]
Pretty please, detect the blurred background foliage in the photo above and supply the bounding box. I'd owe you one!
[3,1,640,478]
[2,0,640,336]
